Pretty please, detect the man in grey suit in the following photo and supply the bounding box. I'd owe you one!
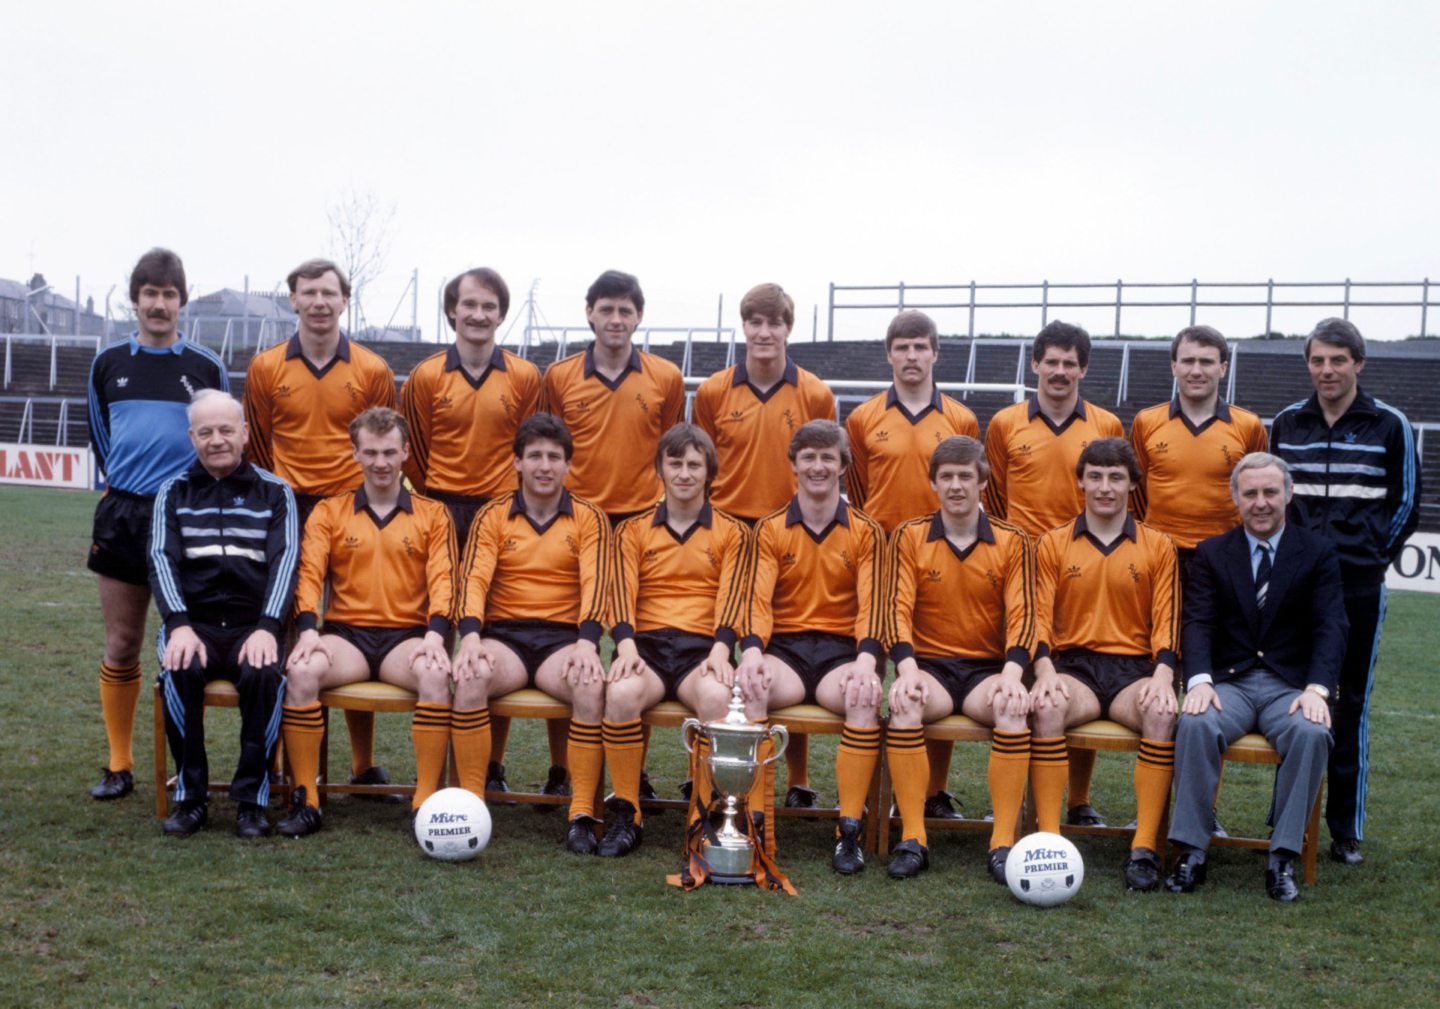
[1166,452,1346,902]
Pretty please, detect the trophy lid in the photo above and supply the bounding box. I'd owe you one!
[703,681,768,736]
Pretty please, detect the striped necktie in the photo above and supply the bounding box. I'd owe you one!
[1255,542,1272,610]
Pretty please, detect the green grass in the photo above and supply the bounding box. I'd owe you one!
[1,484,1437,1008]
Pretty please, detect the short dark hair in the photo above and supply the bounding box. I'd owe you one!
[1305,317,1366,363]
[349,406,409,448]
[1171,324,1230,364]
[928,435,989,483]
[1032,320,1091,368]
[444,268,510,329]
[740,283,795,328]
[513,412,573,460]
[655,422,719,493]
[886,310,938,352]
[585,270,644,313]
[129,248,188,306]
[787,419,850,469]
[287,258,351,298]
[1076,437,1140,483]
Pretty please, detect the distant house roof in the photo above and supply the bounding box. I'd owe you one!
[188,288,296,319]
[0,277,80,310]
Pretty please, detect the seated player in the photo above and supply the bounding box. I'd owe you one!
[886,436,1040,880]
[736,420,887,874]
[601,423,752,856]
[279,407,458,836]
[1031,438,1180,891]
[148,391,299,837]
[450,413,613,854]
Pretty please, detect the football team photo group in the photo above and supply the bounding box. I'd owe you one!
[85,246,1419,907]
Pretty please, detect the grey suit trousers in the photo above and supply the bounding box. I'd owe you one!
[1170,668,1332,855]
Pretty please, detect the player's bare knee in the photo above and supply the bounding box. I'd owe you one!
[570,678,605,722]
[1142,709,1176,740]
[415,665,451,704]
[604,676,645,722]
[1031,704,1066,737]
[993,709,1028,733]
[452,676,486,710]
[845,695,880,727]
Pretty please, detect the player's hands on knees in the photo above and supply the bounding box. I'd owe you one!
[701,642,737,687]
[607,641,647,683]
[412,631,451,677]
[1030,658,1069,711]
[736,647,770,703]
[1290,689,1332,727]
[163,625,207,672]
[888,659,928,717]
[1181,682,1221,716]
[989,664,1030,719]
[842,656,882,710]
[451,634,492,683]
[564,640,604,687]
[237,628,278,669]
[1138,667,1177,715]
[287,629,330,672]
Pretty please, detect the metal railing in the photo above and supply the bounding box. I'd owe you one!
[828,278,1438,343]
[677,375,1028,423]
[1,395,84,446]
[520,325,737,374]
[2,334,102,391]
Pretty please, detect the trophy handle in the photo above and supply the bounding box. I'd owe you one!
[763,724,789,765]
[680,718,703,755]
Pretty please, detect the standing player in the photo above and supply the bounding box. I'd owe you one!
[1130,325,1268,579]
[886,437,1040,880]
[1030,438,1180,891]
[149,391,299,836]
[736,420,888,873]
[86,248,229,800]
[278,408,458,836]
[601,423,753,856]
[450,414,614,854]
[400,266,544,800]
[244,258,399,798]
[1270,318,1420,866]
[692,283,836,808]
[845,308,980,821]
[982,320,1124,828]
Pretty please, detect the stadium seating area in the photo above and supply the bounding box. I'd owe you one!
[3,332,1435,529]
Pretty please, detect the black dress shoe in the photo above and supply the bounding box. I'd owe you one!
[987,847,1012,885]
[277,787,322,837]
[537,766,571,814]
[1266,858,1300,902]
[90,767,134,801]
[1329,839,1364,865]
[887,838,929,879]
[832,816,865,875]
[162,801,208,836]
[1123,847,1161,892]
[1165,852,1208,893]
[485,761,517,806]
[235,802,272,839]
[565,814,599,854]
[1066,803,1106,827]
[785,785,820,809]
[597,799,644,857]
[924,790,963,820]
[350,765,404,805]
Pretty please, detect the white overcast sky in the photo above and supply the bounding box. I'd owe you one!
[3,1,1437,343]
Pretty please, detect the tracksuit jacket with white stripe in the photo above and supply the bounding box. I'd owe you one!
[148,459,301,634]
[1270,386,1421,585]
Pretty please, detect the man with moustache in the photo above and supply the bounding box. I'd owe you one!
[86,248,229,801]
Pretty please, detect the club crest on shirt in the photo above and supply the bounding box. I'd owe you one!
[782,408,797,432]
[401,536,416,557]
[498,394,516,420]
[840,548,854,573]
[1127,563,1142,584]
[984,569,1001,591]
[705,547,720,569]
[179,375,197,397]
[343,381,360,403]
[565,534,579,556]
[634,393,650,414]
[1220,444,1235,467]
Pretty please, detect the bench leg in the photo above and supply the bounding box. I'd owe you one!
[1303,779,1323,887]
[153,683,168,820]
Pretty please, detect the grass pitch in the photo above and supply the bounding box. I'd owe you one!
[1,485,1437,1008]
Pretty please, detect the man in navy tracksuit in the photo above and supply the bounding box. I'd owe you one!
[1270,318,1420,866]
[148,390,300,837]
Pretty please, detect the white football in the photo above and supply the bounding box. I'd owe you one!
[1005,831,1084,906]
[414,787,491,861]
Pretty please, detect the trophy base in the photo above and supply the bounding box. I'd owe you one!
[705,871,757,886]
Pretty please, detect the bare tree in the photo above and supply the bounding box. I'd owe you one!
[326,187,396,336]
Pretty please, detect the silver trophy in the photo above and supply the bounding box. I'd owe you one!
[681,682,789,884]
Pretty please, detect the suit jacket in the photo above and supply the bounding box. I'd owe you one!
[1181,523,1347,694]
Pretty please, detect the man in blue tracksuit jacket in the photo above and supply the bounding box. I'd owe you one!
[1269,317,1420,866]
[148,390,300,838]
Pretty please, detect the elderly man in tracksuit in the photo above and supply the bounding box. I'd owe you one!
[1270,318,1420,866]
[148,390,300,838]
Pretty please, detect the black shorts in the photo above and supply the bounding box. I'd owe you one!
[323,622,426,680]
[294,493,325,532]
[1051,648,1156,717]
[485,619,577,682]
[426,490,490,551]
[88,489,155,586]
[634,629,713,700]
[604,511,641,530]
[915,656,1005,714]
[766,631,856,705]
